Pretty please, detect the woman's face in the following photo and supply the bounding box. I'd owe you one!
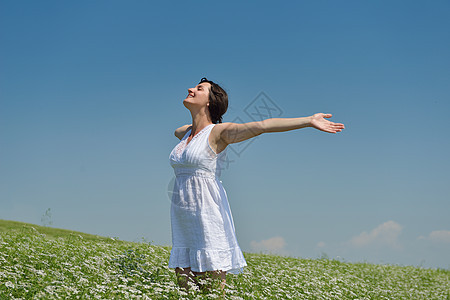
[183,82,211,109]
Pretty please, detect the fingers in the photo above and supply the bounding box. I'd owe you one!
[315,113,345,133]
[329,121,345,129]
[326,123,345,133]
[323,114,345,127]
[328,129,342,133]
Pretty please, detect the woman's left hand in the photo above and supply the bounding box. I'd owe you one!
[310,113,345,133]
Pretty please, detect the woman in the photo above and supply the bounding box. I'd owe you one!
[168,77,345,291]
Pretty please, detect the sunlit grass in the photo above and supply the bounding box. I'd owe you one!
[1,220,449,299]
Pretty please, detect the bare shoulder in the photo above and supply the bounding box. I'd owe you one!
[209,123,232,154]
[174,124,192,140]
[211,122,230,132]
[211,121,264,145]
[210,122,233,140]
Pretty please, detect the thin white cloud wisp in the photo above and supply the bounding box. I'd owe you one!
[349,220,403,250]
[250,236,288,255]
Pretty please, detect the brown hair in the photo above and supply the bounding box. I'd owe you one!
[199,77,228,124]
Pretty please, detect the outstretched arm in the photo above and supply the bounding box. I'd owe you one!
[218,113,344,145]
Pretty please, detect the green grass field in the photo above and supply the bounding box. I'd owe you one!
[1,219,449,299]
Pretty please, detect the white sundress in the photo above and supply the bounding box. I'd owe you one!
[168,123,247,274]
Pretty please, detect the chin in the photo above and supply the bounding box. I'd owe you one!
[183,99,192,109]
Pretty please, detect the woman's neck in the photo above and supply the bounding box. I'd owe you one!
[189,109,213,136]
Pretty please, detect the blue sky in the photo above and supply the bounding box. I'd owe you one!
[1,0,449,269]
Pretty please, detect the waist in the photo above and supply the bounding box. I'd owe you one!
[174,168,218,179]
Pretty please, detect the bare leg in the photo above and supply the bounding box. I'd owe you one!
[192,269,227,295]
[175,267,227,295]
[175,267,195,290]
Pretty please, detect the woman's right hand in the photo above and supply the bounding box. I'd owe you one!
[310,113,345,133]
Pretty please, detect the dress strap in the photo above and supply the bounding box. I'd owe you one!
[181,126,193,140]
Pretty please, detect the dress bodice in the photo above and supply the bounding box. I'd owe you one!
[169,124,227,179]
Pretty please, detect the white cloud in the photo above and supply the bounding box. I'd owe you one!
[429,230,450,243]
[419,230,450,243]
[349,220,403,249]
[250,236,288,255]
[317,241,326,248]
